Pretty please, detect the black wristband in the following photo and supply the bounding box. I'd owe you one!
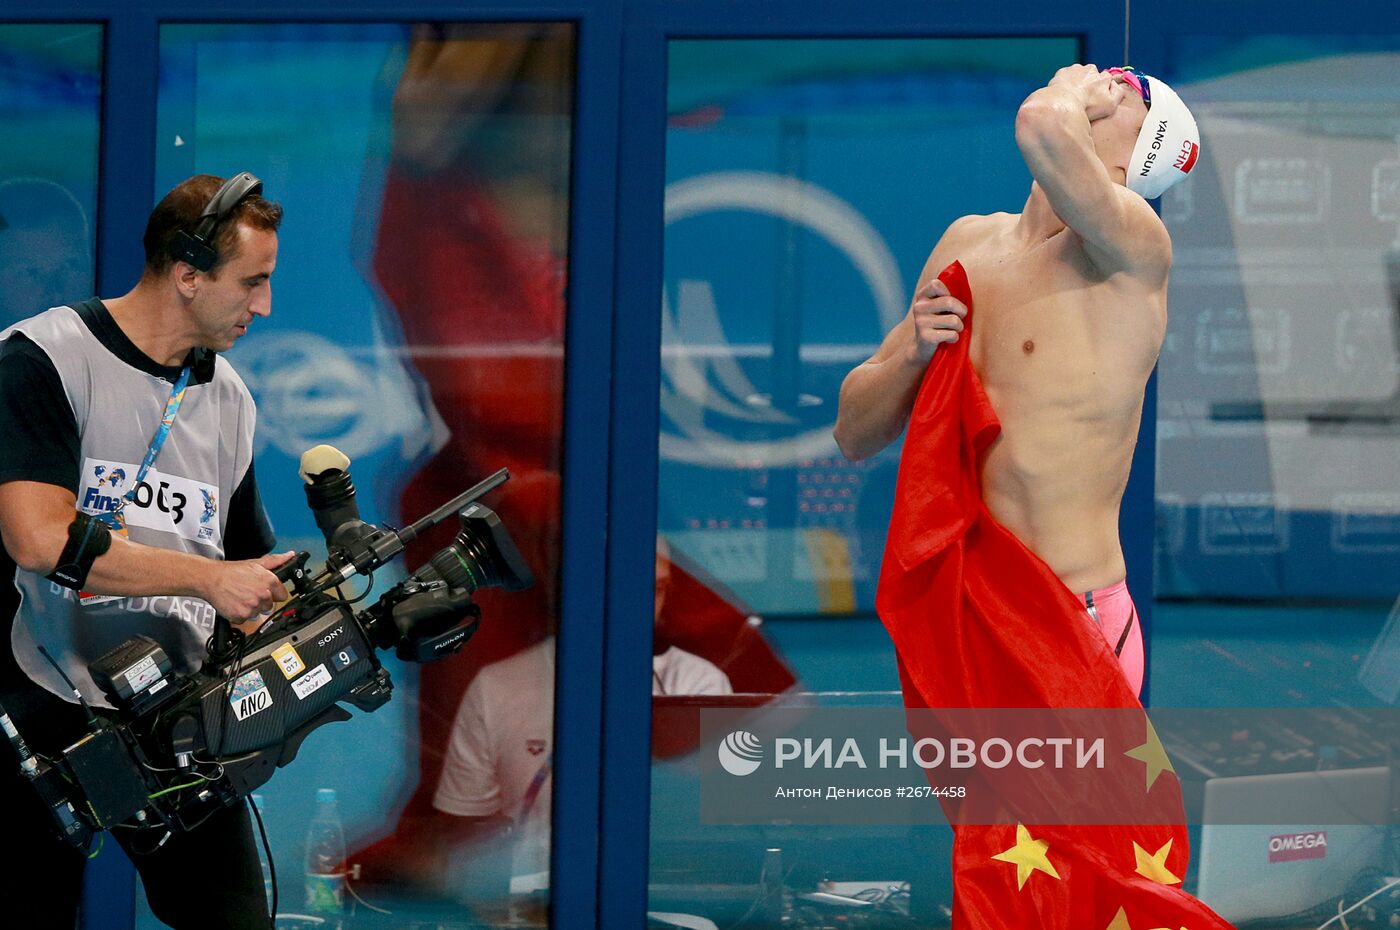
[46,512,113,590]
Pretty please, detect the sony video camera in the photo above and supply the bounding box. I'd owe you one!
[2,446,532,850]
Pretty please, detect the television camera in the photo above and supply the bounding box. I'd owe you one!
[1,445,532,851]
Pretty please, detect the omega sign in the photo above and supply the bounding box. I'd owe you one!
[1267,831,1327,863]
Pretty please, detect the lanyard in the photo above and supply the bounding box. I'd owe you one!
[97,365,192,530]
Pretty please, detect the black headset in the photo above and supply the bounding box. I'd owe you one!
[167,171,263,272]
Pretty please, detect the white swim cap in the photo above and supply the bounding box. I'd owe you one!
[1119,71,1200,200]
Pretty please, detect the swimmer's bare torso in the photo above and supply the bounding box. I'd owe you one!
[949,210,1163,592]
[835,65,1170,594]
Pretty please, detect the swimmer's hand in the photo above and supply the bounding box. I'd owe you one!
[1048,63,1126,121]
[907,277,968,364]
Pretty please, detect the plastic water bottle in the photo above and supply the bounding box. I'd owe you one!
[250,794,274,907]
[304,788,347,921]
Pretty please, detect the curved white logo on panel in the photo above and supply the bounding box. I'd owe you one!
[233,331,433,461]
[662,172,904,468]
[718,730,765,777]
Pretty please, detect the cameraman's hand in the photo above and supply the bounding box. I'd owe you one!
[203,551,295,622]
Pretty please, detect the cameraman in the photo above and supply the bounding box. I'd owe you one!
[0,174,293,930]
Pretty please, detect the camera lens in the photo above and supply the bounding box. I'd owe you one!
[411,506,533,594]
[416,526,495,592]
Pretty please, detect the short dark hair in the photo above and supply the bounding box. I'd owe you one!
[142,174,282,277]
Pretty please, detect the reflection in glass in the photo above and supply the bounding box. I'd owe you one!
[153,23,573,929]
[0,25,100,327]
[659,38,1077,617]
[1155,37,1400,606]
[1149,36,1400,927]
[651,37,1077,927]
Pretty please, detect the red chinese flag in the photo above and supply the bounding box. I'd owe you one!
[875,261,1235,930]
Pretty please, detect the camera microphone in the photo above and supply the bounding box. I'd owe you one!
[299,445,402,582]
[299,444,359,543]
[297,445,524,597]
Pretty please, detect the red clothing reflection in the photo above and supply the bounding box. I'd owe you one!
[374,168,565,808]
[360,30,797,889]
[370,161,797,803]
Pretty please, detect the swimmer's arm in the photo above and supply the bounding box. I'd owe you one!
[1015,85,1171,279]
[833,318,923,462]
[834,220,973,462]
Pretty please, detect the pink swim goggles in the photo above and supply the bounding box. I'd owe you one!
[1107,66,1150,106]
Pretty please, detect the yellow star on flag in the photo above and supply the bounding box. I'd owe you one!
[992,823,1061,890]
[1106,907,1133,930]
[1107,906,1187,930]
[1124,715,1176,792]
[1133,838,1182,885]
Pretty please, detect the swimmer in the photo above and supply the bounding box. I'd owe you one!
[834,63,1199,696]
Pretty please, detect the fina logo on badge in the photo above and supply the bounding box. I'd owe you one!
[198,488,218,541]
[82,464,127,513]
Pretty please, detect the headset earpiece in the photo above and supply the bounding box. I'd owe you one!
[167,171,262,273]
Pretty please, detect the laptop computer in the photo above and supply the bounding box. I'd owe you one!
[1195,765,1393,923]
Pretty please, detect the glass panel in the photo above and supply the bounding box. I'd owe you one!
[1154,35,1400,608]
[152,23,574,929]
[1150,36,1400,923]
[651,37,1077,924]
[659,38,1077,617]
[0,24,101,327]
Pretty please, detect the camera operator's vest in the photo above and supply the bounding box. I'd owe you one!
[3,304,258,709]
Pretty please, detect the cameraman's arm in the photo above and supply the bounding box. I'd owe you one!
[0,332,289,620]
[0,480,290,620]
